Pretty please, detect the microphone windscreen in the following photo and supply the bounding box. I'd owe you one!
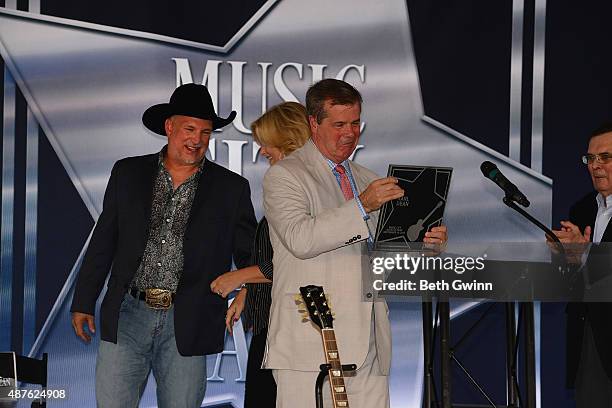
[480,161,497,177]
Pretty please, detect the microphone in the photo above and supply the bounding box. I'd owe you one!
[480,161,530,207]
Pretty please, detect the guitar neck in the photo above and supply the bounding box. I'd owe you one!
[322,328,349,408]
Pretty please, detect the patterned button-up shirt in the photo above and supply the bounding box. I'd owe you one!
[131,148,203,292]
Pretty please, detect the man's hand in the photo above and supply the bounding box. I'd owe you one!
[211,270,243,298]
[548,221,591,264]
[358,177,404,213]
[549,221,591,243]
[424,225,448,244]
[226,289,247,335]
[71,312,95,343]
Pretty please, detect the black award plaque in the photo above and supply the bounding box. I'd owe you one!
[373,164,452,251]
[0,352,16,402]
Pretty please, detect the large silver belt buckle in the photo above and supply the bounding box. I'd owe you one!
[145,288,172,309]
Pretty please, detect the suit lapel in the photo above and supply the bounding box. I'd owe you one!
[601,218,612,242]
[300,141,378,236]
[583,192,611,243]
[185,159,215,236]
[302,141,346,204]
[138,154,159,228]
[582,191,612,243]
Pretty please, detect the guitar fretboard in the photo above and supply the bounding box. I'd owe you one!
[322,328,349,408]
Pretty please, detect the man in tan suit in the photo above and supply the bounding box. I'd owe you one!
[263,79,447,407]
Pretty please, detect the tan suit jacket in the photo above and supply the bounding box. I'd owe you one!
[262,140,391,374]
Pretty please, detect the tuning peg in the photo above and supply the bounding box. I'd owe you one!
[298,309,310,321]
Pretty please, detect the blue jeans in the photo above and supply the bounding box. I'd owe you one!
[95,293,206,408]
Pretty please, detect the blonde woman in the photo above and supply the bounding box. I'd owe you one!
[210,101,310,407]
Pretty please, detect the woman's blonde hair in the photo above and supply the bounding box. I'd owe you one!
[251,102,310,155]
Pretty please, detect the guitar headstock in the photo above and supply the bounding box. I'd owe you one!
[299,285,333,329]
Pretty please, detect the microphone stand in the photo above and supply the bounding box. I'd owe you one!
[502,196,560,243]
[501,194,566,408]
[503,194,573,281]
[502,195,570,272]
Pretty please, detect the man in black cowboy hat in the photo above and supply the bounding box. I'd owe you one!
[70,83,257,407]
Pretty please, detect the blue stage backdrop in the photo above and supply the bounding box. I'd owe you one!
[0,0,611,406]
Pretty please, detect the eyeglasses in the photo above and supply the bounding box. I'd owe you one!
[582,152,612,165]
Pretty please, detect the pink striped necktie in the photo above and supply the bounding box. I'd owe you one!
[335,164,354,201]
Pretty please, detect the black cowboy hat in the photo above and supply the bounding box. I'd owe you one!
[142,83,236,135]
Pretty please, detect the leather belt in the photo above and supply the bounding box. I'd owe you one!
[129,288,175,309]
